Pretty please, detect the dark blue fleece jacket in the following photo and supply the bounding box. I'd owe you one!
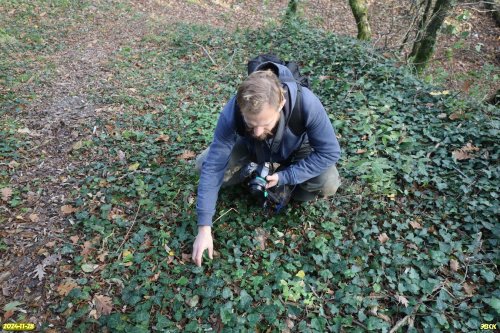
[197,63,341,226]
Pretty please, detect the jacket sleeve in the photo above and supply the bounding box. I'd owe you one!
[277,88,341,185]
[196,97,238,226]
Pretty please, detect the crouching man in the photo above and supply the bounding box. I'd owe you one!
[192,61,341,266]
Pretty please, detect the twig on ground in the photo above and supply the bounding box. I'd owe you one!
[194,42,217,66]
[389,282,444,333]
[115,169,152,181]
[451,166,470,180]
[220,48,237,73]
[27,139,53,152]
[353,319,368,330]
[389,314,411,333]
[117,204,141,253]
[213,207,238,224]
[307,283,321,299]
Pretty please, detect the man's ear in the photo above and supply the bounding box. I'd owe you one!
[279,98,286,111]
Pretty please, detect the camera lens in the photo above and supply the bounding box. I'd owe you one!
[249,176,267,196]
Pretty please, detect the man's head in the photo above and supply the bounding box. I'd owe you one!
[236,70,286,141]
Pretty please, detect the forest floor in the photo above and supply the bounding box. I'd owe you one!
[0,0,498,329]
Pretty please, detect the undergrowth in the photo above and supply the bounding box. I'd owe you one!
[1,3,498,331]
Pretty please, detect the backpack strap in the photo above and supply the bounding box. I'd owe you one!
[234,102,245,136]
[287,84,306,136]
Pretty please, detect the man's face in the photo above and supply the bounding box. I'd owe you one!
[243,100,285,141]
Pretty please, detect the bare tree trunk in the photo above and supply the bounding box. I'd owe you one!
[399,0,426,53]
[410,0,433,57]
[349,0,371,41]
[487,89,499,105]
[485,0,500,27]
[411,0,453,72]
[286,0,299,18]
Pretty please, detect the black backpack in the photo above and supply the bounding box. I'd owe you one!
[235,54,309,137]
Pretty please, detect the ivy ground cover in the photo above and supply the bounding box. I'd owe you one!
[2,4,499,332]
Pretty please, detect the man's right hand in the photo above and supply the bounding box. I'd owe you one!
[192,225,213,267]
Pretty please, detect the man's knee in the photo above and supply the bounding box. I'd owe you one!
[294,164,341,201]
[319,164,341,197]
[194,141,253,187]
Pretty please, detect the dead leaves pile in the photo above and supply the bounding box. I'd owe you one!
[451,142,480,161]
[31,253,62,282]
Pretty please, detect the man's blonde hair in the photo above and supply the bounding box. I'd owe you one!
[236,70,285,115]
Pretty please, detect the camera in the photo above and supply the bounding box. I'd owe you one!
[240,162,291,212]
[240,162,271,198]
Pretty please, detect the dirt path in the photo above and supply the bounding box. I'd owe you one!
[1,0,290,325]
[1,5,149,324]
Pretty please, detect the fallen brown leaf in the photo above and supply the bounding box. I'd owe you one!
[356,149,367,154]
[70,235,79,244]
[461,142,480,152]
[72,140,84,151]
[181,253,191,263]
[3,310,14,320]
[449,112,463,120]
[452,142,480,161]
[37,247,49,256]
[156,134,170,142]
[406,243,418,250]
[255,227,269,250]
[17,128,31,134]
[61,205,77,215]
[42,253,61,267]
[32,264,46,281]
[117,150,126,163]
[108,207,124,220]
[461,79,473,93]
[81,241,92,258]
[452,150,471,161]
[463,282,475,296]
[1,187,13,202]
[177,150,196,160]
[97,251,108,263]
[450,259,460,272]
[395,294,409,307]
[57,279,78,296]
[94,294,113,318]
[378,233,389,244]
[59,265,73,273]
[150,272,160,282]
[140,236,152,250]
[105,124,115,134]
[409,220,422,229]
[29,213,39,223]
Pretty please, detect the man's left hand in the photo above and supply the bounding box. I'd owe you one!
[266,173,279,188]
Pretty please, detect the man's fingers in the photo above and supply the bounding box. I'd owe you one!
[192,244,203,267]
[208,245,213,259]
[195,249,203,266]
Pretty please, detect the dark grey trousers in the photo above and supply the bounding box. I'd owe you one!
[195,139,341,201]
